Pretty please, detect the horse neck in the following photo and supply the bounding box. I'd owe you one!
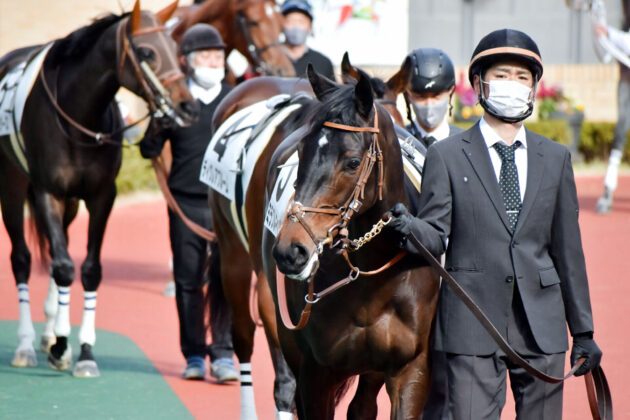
[53,24,120,129]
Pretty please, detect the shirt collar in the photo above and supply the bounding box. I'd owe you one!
[188,78,222,105]
[479,116,527,149]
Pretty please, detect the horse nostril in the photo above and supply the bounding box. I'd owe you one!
[290,242,309,267]
[273,241,310,273]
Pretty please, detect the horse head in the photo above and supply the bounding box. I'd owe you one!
[117,0,198,126]
[341,52,412,127]
[273,65,405,281]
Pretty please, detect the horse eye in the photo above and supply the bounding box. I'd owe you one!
[137,47,155,62]
[346,158,361,171]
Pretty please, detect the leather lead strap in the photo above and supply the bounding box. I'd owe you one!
[405,232,612,420]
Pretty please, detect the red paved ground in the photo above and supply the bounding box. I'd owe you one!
[0,175,628,419]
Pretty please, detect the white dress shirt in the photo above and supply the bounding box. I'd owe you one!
[188,79,222,105]
[479,117,528,201]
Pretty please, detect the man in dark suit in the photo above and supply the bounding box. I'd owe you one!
[389,29,602,419]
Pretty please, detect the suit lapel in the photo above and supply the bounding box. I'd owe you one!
[513,129,544,236]
[461,124,512,232]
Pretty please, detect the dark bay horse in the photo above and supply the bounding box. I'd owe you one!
[170,0,295,76]
[267,67,439,418]
[0,0,196,377]
[203,56,427,418]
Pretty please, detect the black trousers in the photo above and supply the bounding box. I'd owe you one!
[168,196,233,361]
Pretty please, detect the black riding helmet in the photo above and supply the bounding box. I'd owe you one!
[281,0,313,21]
[180,23,226,56]
[408,48,455,94]
[469,29,543,123]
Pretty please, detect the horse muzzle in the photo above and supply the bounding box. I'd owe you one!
[273,241,319,282]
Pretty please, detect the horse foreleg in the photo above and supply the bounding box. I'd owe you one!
[347,372,384,420]
[295,355,341,420]
[385,350,431,420]
[74,188,115,378]
[0,161,35,367]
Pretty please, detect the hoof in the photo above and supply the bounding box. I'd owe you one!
[11,348,38,367]
[40,335,56,354]
[73,360,100,378]
[47,343,72,371]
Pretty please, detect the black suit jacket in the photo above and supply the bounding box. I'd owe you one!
[414,123,594,355]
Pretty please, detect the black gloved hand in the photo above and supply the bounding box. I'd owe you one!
[386,203,414,237]
[570,333,602,376]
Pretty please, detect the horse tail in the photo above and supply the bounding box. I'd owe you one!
[204,241,228,336]
[334,376,357,408]
[25,186,50,267]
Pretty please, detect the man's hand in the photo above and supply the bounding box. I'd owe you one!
[387,203,414,238]
[570,333,603,376]
[594,23,609,38]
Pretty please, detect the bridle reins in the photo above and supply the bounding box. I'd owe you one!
[39,15,186,146]
[278,107,407,330]
[234,0,287,75]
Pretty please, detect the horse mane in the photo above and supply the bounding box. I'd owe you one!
[46,13,129,67]
[369,77,386,99]
[306,84,364,134]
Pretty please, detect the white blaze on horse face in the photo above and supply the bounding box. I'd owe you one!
[287,252,319,281]
[318,135,328,148]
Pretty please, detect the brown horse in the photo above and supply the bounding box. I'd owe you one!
[203,55,429,418]
[0,0,194,377]
[170,0,295,76]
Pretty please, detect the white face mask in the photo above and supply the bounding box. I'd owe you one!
[483,79,532,118]
[192,67,225,89]
[412,98,449,129]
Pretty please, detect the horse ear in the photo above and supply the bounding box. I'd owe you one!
[386,55,413,95]
[156,0,179,24]
[307,64,337,101]
[354,69,374,120]
[341,52,360,85]
[131,0,142,34]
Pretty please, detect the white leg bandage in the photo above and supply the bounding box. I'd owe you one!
[54,286,71,337]
[17,284,35,350]
[604,149,623,192]
[78,291,97,346]
[43,277,58,339]
[275,409,294,420]
[239,363,258,420]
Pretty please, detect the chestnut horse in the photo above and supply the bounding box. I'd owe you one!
[203,55,426,418]
[0,1,195,377]
[169,0,295,76]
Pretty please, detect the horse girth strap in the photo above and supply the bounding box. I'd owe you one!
[276,250,407,331]
[151,157,217,242]
[404,232,612,420]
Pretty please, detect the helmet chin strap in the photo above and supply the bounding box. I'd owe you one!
[477,73,538,124]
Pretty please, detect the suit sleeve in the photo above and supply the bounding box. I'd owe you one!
[139,119,170,159]
[414,144,452,257]
[550,149,594,336]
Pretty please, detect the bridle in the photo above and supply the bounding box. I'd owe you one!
[234,0,286,75]
[278,106,407,330]
[39,14,186,146]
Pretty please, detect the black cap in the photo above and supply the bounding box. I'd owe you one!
[468,28,543,85]
[180,23,226,56]
[407,48,455,94]
[281,0,313,20]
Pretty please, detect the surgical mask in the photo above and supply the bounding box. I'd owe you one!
[191,66,224,89]
[412,98,449,129]
[483,79,532,118]
[283,28,308,46]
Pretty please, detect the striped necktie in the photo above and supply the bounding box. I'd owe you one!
[493,141,522,232]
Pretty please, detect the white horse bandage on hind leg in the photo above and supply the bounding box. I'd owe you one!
[78,291,97,346]
[54,286,71,337]
[604,149,623,192]
[43,276,58,338]
[16,284,35,350]
[239,363,258,420]
[275,409,293,420]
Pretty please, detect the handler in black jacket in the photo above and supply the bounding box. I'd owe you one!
[140,24,237,382]
[388,29,602,419]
